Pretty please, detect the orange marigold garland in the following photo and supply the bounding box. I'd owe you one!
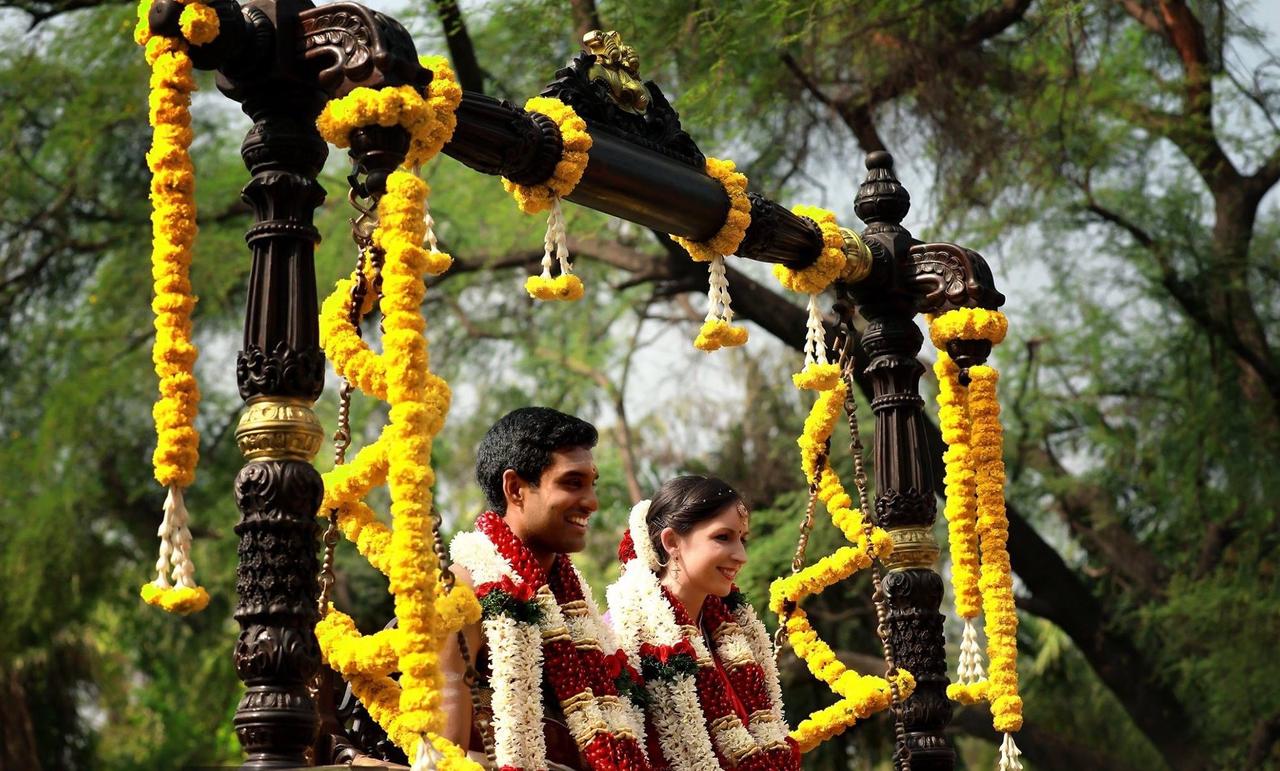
[674,157,751,351]
[502,96,592,301]
[314,58,482,771]
[134,0,218,616]
[929,308,1022,770]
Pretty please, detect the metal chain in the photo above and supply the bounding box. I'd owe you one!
[773,445,828,662]
[429,505,497,767]
[840,361,911,771]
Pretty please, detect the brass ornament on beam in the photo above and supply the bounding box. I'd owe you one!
[235,397,326,462]
[882,526,941,572]
[583,29,651,115]
[839,226,873,284]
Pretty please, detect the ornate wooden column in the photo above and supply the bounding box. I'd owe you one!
[848,151,953,770]
[219,1,329,766]
[844,151,1007,770]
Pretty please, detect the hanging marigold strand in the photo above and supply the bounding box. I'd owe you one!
[134,0,218,616]
[674,156,751,350]
[929,307,1023,768]
[314,57,482,771]
[769,378,912,752]
[774,205,867,389]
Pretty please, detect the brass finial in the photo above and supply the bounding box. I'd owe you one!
[583,29,650,115]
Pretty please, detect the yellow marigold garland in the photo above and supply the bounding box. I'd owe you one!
[773,205,845,295]
[775,207,860,389]
[502,96,592,213]
[503,97,592,301]
[673,157,751,350]
[672,157,751,263]
[134,0,217,616]
[929,308,1023,756]
[314,59,482,769]
[769,378,905,752]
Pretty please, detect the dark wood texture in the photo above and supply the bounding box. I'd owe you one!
[215,1,328,766]
[847,151,955,771]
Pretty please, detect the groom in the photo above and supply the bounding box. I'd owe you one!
[441,407,650,771]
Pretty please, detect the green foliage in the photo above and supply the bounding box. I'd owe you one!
[3,0,1278,769]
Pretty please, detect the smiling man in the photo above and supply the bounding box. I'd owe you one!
[442,407,651,771]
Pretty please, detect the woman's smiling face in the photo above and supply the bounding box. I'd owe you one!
[664,501,749,599]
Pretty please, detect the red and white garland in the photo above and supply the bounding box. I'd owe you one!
[607,501,798,770]
[450,511,651,771]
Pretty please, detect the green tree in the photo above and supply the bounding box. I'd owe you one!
[2,1,1278,769]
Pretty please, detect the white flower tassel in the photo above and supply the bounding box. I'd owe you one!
[140,484,210,613]
[525,197,583,301]
[410,737,441,771]
[998,732,1023,771]
[958,618,987,684]
[803,294,828,369]
[162,485,197,589]
[792,294,838,390]
[693,255,747,351]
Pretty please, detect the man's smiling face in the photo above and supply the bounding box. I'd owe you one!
[508,446,599,556]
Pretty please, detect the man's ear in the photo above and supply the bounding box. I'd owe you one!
[501,468,523,512]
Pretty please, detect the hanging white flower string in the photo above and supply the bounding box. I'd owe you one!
[998,731,1024,771]
[141,485,208,614]
[525,197,583,301]
[790,294,841,390]
[694,254,748,351]
[957,618,987,686]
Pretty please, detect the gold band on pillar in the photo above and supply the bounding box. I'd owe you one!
[882,526,941,572]
[234,397,325,462]
[839,226,873,284]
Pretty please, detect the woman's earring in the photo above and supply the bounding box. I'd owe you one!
[672,556,681,581]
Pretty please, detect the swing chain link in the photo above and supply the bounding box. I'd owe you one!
[837,311,911,771]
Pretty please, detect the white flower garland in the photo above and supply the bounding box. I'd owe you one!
[450,530,647,769]
[607,500,791,770]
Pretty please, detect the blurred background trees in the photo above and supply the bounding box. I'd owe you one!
[0,1,1276,769]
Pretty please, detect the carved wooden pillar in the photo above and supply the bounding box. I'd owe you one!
[849,151,955,770]
[219,1,329,766]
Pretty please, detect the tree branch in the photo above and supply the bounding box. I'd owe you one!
[431,0,486,93]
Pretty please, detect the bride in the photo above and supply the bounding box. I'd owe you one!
[607,476,800,770]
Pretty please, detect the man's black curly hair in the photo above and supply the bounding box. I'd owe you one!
[475,407,598,514]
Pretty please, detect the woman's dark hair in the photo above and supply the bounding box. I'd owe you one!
[476,406,598,514]
[646,475,744,570]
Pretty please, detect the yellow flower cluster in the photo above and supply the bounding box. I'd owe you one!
[928,307,1008,349]
[791,362,841,392]
[782,609,916,753]
[140,583,209,614]
[525,273,585,301]
[316,55,463,169]
[929,309,1021,735]
[772,205,846,295]
[315,61,481,766]
[693,317,749,351]
[502,96,592,213]
[178,2,218,45]
[771,377,903,752]
[672,157,751,263]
